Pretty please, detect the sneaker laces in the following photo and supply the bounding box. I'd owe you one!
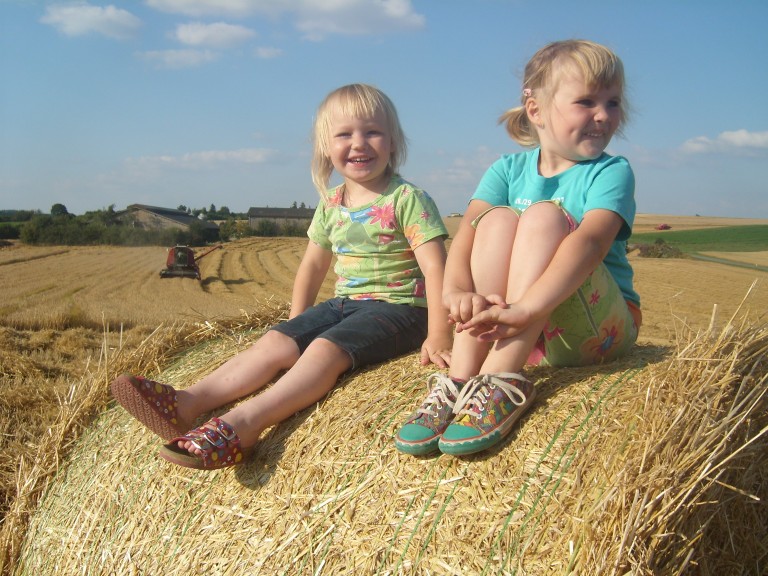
[452,373,530,419]
[416,373,462,417]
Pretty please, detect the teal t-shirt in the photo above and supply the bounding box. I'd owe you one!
[308,176,448,307]
[473,149,639,306]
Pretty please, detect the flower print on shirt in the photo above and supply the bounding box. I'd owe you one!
[404,223,426,248]
[368,203,396,229]
[307,177,448,305]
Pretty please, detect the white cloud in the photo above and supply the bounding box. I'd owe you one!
[140,49,218,69]
[146,0,425,39]
[296,0,425,40]
[254,46,283,59]
[41,2,141,40]
[681,129,768,155]
[146,0,282,18]
[129,149,277,168]
[173,22,255,47]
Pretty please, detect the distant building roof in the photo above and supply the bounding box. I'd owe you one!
[247,207,315,219]
[125,204,219,229]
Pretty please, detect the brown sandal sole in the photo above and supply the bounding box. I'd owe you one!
[110,374,187,441]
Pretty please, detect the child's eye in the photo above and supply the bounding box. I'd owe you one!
[608,99,621,108]
[576,99,595,107]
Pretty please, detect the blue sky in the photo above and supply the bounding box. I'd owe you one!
[2,0,767,219]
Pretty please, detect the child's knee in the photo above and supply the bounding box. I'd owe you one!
[475,205,519,231]
[258,329,302,363]
[519,201,572,235]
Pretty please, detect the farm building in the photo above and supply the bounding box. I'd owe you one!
[118,204,219,234]
[247,206,314,232]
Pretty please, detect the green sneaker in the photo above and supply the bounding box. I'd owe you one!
[438,373,535,456]
[395,373,463,456]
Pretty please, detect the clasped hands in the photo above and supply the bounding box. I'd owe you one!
[444,292,533,342]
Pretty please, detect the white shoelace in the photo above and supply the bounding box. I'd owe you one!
[452,373,530,419]
[416,373,462,417]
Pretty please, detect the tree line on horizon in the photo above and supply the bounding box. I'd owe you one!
[0,202,311,246]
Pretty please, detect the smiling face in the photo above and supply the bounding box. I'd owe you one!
[327,106,393,194]
[528,71,622,176]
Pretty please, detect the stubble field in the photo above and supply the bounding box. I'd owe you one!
[0,214,767,573]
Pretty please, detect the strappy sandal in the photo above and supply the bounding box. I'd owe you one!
[158,417,252,470]
[110,374,188,441]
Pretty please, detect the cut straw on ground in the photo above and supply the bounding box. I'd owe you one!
[2,303,766,575]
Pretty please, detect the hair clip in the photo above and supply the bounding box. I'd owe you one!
[522,88,532,98]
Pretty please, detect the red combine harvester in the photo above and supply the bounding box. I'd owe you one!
[159,244,222,280]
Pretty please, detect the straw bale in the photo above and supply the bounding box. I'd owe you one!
[5,314,768,575]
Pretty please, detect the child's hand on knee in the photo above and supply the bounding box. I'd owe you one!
[457,301,532,342]
[444,291,491,325]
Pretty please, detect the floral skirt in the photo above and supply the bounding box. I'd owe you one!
[530,263,640,367]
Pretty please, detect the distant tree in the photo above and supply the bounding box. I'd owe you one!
[186,220,208,245]
[218,219,236,241]
[255,219,278,237]
[300,202,306,209]
[51,203,69,217]
[209,204,216,214]
[219,206,231,216]
[177,204,188,213]
[0,223,20,239]
[291,201,298,209]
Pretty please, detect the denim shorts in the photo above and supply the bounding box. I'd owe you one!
[270,297,428,370]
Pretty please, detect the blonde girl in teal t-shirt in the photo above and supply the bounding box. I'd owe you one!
[111,84,452,470]
[396,40,641,457]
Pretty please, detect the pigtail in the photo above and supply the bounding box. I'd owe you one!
[499,105,539,148]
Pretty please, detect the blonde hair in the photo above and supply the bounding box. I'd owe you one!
[500,40,628,147]
[311,84,407,199]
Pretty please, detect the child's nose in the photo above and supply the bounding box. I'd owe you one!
[351,133,366,149]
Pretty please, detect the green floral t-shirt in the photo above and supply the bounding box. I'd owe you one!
[308,176,448,307]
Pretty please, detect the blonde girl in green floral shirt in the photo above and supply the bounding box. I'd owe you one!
[111,84,452,470]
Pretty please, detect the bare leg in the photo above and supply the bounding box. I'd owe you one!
[180,337,353,452]
[174,329,302,426]
[449,208,518,381]
[480,202,570,373]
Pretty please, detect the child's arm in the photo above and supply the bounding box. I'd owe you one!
[442,199,495,324]
[458,209,624,340]
[289,240,333,319]
[413,238,453,368]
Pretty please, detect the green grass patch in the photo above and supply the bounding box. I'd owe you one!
[629,225,768,253]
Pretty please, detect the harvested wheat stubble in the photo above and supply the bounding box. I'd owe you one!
[7,311,767,575]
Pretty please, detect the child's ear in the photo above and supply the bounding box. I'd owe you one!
[525,98,543,129]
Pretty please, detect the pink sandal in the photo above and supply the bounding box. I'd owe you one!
[158,417,252,470]
[110,374,187,441]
